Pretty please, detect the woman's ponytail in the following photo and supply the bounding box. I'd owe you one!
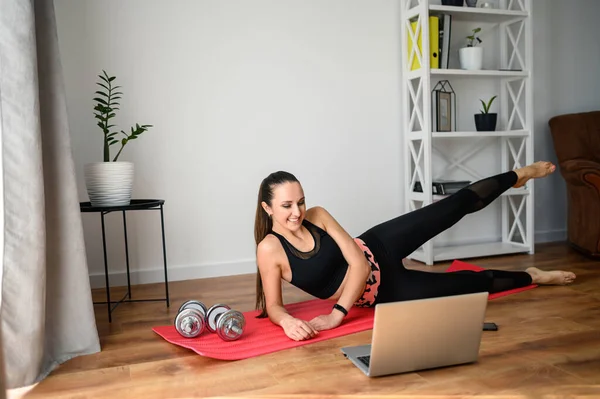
[254,171,298,318]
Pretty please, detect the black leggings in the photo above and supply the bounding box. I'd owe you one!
[357,171,532,304]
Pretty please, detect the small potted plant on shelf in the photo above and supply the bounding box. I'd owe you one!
[84,70,153,207]
[459,27,483,70]
[475,95,497,131]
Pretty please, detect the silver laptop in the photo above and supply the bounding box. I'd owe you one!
[341,292,489,377]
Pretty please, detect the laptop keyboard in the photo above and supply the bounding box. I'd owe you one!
[357,355,371,368]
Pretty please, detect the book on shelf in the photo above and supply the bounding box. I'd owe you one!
[407,16,439,70]
[406,14,452,70]
[413,180,471,195]
[439,13,452,69]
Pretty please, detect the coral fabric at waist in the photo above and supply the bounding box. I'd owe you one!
[352,238,381,308]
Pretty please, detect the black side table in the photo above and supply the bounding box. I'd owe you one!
[80,199,170,322]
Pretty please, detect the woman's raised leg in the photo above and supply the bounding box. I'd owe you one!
[358,162,556,263]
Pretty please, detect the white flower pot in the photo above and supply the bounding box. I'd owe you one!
[459,47,483,70]
[84,162,134,207]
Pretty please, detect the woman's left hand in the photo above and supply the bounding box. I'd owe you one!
[308,312,344,331]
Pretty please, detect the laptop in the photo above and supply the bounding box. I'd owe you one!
[341,292,489,377]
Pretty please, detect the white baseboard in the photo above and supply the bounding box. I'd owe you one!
[535,228,567,243]
[89,259,256,289]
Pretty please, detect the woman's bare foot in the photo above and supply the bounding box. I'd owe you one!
[513,161,556,188]
[526,267,576,285]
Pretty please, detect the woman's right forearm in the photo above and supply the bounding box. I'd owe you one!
[268,303,319,340]
[268,305,294,326]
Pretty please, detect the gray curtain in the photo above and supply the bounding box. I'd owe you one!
[0,0,101,389]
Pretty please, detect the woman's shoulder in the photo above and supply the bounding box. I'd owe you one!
[306,206,329,220]
[257,234,281,255]
[257,235,285,271]
[306,205,326,215]
[305,206,332,229]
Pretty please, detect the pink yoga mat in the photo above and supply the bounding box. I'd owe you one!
[153,260,537,360]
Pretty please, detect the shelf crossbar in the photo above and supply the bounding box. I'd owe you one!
[507,137,527,169]
[507,196,527,244]
[506,20,526,70]
[507,79,526,130]
[432,140,492,181]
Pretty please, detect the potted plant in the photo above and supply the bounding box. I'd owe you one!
[84,70,152,207]
[459,28,483,70]
[475,95,497,131]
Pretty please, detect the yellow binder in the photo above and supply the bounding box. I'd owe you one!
[407,16,439,70]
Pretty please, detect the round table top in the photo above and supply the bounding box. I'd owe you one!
[80,199,165,212]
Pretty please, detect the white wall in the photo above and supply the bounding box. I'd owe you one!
[55,0,403,287]
[53,0,600,288]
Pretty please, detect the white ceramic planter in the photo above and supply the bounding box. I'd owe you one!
[84,161,134,207]
[459,47,483,70]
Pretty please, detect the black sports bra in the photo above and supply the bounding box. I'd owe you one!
[270,220,348,299]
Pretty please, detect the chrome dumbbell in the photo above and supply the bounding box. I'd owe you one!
[206,304,246,341]
[174,300,208,338]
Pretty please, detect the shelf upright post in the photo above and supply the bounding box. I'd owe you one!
[402,0,435,265]
[401,0,413,233]
[420,0,434,265]
[500,4,509,245]
[524,0,534,253]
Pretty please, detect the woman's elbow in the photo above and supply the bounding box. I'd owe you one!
[354,259,371,280]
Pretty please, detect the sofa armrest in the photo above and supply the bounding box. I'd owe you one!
[560,159,600,193]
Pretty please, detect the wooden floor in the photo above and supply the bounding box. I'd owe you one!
[16,242,600,398]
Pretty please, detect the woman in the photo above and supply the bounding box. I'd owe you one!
[254,162,576,342]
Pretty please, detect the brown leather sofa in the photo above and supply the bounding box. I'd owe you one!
[549,111,600,258]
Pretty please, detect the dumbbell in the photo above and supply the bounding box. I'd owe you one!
[205,303,246,341]
[174,300,208,338]
[174,301,246,341]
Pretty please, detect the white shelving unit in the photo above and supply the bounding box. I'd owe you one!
[400,0,534,265]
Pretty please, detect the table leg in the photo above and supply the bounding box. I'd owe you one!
[101,212,112,323]
[123,210,132,299]
[160,204,170,307]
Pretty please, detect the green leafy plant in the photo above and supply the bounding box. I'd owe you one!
[466,27,482,47]
[479,95,497,114]
[93,70,152,162]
